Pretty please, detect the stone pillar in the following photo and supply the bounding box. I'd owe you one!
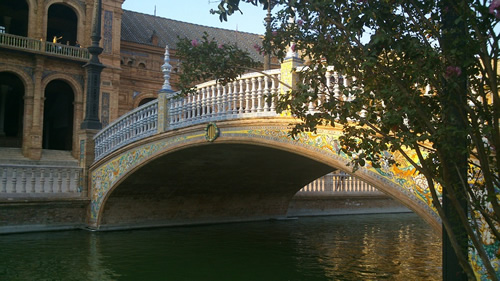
[23,56,44,160]
[279,44,302,116]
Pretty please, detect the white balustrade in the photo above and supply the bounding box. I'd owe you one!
[0,33,90,60]
[298,172,383,196]
[0,165,82,196]
[168,69,281,129]
[92,67,354,161]
[94,99,158,161]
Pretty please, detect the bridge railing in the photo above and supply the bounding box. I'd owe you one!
[296,66,355,113]
[94,99,158,161]
[0,33,90,61]
[166,69,281,129]
[0,164,83,197]
[298,172,383,196]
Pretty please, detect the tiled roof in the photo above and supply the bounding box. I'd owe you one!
[121,10,265,62]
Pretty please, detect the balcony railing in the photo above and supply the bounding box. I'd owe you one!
[0,33,90,61]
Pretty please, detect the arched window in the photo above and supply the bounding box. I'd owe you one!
[0,72,24,148]
[46,4,77,45]
[138,98,156,107]
[43,80,74,151]
[0,0,29,36]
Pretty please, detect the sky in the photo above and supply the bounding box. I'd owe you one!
[122,0,270,34]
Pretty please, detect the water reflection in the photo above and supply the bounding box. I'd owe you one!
[0,213,441,281]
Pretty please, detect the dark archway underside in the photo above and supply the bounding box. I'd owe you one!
[101,143,334,228]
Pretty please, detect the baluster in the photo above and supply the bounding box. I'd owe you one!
[1,167,6,193]
[21,169,27,193]
[153,103,158,131]
[140,107,147,133]
[40,169,46,192]
[48,169,54,193]
[215,83,222,115]
[239,79,245,114]
[257,76,263,112]
[183,93,190,121]
[201,87,207,118]
[195,90,202,119]
[191,94,197,120]
[65,169,71,192]
[232,80,239,114]
[270,74,277,112]
[222,84,228,116]
[57,171,63,193]
[181,96,187,122]
[250,77,257,113]
[263,75,270,112]
[30,168,36,193]
[245,78,251,113]
[177,97,183,123]
[206,85,213,117]
[187,95,193,122]
[11,169,17,193]
[209,85,215,117]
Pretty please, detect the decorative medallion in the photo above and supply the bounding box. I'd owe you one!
[205,122,219,142]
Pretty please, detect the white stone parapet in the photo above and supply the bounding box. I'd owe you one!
[167,69,281,129]
[94,99,158,161]
[0,164,83,196]
[298,172,383,196]
[92,67,353,162]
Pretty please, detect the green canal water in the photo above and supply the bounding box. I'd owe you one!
[0,213,441,281]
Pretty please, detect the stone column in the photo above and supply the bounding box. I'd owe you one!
[279,43,302,116]
[23,56,44,160]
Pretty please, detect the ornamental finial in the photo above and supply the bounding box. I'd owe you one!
[161,45,172,91]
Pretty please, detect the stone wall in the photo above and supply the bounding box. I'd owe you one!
[0,198,89,233]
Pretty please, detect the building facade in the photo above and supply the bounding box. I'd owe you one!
[0,0,265,161]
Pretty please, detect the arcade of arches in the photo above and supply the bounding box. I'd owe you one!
[0,0,127,160]
[0,72,76,152]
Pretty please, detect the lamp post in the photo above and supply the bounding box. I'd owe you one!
[81,0,104,130]
[264,1,272,70]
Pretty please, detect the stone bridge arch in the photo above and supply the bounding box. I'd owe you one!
[88,118,440,231]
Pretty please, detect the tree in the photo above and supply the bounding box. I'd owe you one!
[176,0,500,279]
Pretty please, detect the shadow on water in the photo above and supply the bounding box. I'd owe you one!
[0,213,441,281]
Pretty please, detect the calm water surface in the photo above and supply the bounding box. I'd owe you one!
[0,213,441,281]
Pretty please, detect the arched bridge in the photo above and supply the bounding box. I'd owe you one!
[88,64,441,231]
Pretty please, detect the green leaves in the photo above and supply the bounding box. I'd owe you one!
[175,32,261,96]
